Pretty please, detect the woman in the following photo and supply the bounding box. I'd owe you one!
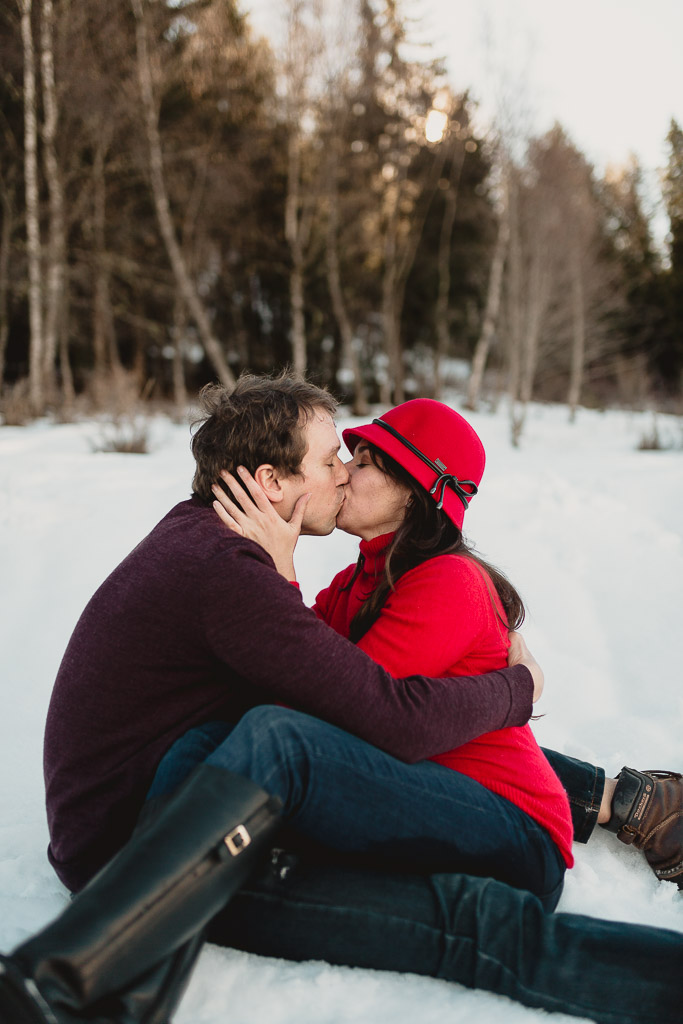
[206,398,573,909]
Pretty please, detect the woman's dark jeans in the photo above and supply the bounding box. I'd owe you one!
[147,707,566,908]
[542,746,605,843]
[146,711,683,1024]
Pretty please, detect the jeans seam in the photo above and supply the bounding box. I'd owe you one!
[570,764,603,844]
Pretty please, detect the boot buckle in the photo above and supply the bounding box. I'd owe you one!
[224,824,251,857]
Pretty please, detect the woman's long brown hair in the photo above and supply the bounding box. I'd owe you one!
[347,444,525,644]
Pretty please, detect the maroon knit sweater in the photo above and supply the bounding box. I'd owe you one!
[44,497,534,892]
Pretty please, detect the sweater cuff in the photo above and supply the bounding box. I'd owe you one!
[503,663,535,727]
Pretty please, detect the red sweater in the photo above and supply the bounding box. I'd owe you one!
[313,534,574,868]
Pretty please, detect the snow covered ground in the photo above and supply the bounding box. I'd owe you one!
[1,398,681,1022]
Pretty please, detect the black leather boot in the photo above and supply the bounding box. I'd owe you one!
[3,765,281,1022]
[0,954,62,1023]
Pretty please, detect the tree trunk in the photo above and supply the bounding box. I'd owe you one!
[381,181,404,403]
[40,0,66,401]
[466,194,510,410]
[434,148,464,399]
[130,0,235,389]
[20,0,44,413]
[289,256,307,378]
[285,129,307,377]
[386,143,448,404]
[59,300,75,416]
[519,244,550,407]
[171,292,188,409]
[382,273,403,403]
[0,177,12,390]
[567,251,586,422]
[505,175,525,446]
[325,144,367,415]
[92,141,120,376]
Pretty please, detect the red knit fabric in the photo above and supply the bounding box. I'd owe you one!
[314,533,574,868]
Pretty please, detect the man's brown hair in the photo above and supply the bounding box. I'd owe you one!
[191,371,338,503]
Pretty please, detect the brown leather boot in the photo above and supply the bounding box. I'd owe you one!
[603,766,683,887]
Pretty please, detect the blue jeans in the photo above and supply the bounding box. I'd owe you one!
[209,852,683,1024]
[542,746,605,843]
[148,706,566,908]
[146,711,683,1024]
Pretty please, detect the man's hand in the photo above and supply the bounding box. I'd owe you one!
[211,467,309,581]
[508,631,544,703]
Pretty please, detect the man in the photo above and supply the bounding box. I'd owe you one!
[1,372,681,1024]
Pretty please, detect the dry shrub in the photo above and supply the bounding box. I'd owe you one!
[638,419,664,451]
[637,413,683,452]
[88,369,155,454]
[0,380,33,426]
[615,353,651,410]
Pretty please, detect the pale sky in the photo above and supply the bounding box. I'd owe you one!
[246,0,683,192]
[418,0,683,181]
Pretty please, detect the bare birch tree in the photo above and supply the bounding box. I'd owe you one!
[40,0,68,403]
[380,137,450,403]
[433,111,467,398]
[130,0,235,389]
[19,0,44,412]
[567,246,586,421]
[91,137,120,379]
[504,168,527,445]
[0,171,15,390]
[282,0,324,377]
[501,126,623,429]
[465,168,509,410]
[325,132,368,414]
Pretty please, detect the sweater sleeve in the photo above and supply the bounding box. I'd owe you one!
[311,581,332,621]
[200,538,532,762]
[312,563,355,621]
[357,556,508,677]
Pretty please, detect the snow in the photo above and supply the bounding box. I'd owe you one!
[1,399,682,1022]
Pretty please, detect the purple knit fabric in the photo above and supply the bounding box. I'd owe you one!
[44,497,533,892]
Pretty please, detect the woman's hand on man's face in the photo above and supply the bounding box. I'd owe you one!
[507,631,544,703]
[211,467,310,582]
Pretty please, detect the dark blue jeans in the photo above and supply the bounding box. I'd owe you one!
[209,852,683,1024]
[146,711,683,1024]
[147,706,566,908]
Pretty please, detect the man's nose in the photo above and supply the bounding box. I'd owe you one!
[336,459,350,485]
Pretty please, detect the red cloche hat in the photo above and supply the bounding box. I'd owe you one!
[342,399,485,530]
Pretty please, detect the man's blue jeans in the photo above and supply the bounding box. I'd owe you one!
[209,851,682,1024]
[147,705,566,908]
[146,709,683,1024]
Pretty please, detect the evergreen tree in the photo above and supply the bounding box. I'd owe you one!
[599,157,665,403]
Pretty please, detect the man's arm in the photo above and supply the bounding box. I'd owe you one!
[201,539,534,763]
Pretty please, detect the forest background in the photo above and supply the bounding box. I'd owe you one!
[2,0,683,442]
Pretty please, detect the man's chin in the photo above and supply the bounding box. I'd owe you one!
[300,521,336,538]
[333,520,354,535]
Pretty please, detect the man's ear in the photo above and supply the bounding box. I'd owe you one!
[253,464,285,504]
